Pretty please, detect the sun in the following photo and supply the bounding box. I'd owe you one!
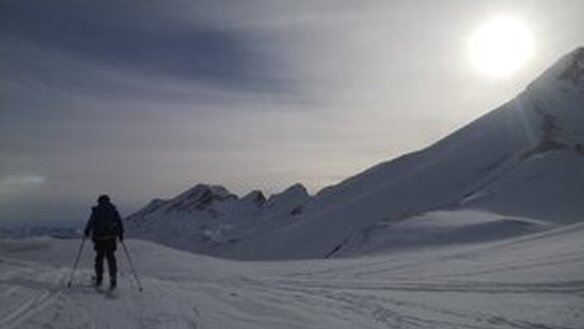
[467,16,534,78]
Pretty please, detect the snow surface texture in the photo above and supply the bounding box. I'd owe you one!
[127,47,584,260]
[1,220,583,329]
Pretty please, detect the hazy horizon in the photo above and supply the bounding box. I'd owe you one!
[1,0,584,226]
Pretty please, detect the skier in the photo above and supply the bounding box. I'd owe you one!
[84,194,124,290]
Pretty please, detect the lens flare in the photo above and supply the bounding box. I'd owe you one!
[467,16,534,78]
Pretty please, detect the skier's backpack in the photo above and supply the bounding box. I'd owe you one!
[91,203,121,238]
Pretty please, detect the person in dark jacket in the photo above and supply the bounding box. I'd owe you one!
[84,194,124,289]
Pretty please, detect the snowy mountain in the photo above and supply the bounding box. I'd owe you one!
[128,48,584,260]
[0,226,79,239]
[126,183,312,255]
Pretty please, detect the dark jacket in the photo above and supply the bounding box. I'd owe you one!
[84,201,124,241]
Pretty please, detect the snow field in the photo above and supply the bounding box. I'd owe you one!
[1,222,583,329]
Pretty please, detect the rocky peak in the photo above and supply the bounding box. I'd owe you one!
[165,184,237,213]
[264,183,311,217]
[557,47,584,86]
[529,47,584,91]
[240,190,266,206]
[267,183,309,204]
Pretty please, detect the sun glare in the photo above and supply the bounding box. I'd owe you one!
[467,16,534,78]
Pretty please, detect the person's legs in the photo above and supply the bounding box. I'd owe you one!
[105,240,117,288]
[94,242,105,286]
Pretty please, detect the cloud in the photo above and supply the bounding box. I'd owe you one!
[0,0,301,96]
[0,175,46,201]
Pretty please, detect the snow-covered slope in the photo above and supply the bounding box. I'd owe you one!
[128,48,584,260]
[1,220,583,329]
[227,47,584,259]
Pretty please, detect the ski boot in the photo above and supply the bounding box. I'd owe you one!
[93,275,103,287]
[109,278,117,291]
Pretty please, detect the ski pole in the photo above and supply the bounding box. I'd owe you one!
[121,240,144,292]
[67,236,86,288]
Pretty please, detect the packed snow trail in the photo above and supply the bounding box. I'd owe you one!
[1,223,583,329]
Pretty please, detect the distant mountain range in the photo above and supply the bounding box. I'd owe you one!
[127,47,584,260]
[0,226,79,239]
[126,183,311,254]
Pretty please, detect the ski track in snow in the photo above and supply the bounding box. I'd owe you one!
[0,265,201,329]
[0,231,583,329]
[239,275,583,329]
[0,267,65,329]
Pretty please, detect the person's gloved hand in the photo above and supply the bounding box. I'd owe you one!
[84,229,90,238]
[119,234,124,242]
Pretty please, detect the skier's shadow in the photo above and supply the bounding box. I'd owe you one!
[76,284,121,299]
[104,290,119,300]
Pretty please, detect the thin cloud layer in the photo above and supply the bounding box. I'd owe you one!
[0,0,297,93]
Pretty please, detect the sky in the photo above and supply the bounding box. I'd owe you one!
[1,0,583,226]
